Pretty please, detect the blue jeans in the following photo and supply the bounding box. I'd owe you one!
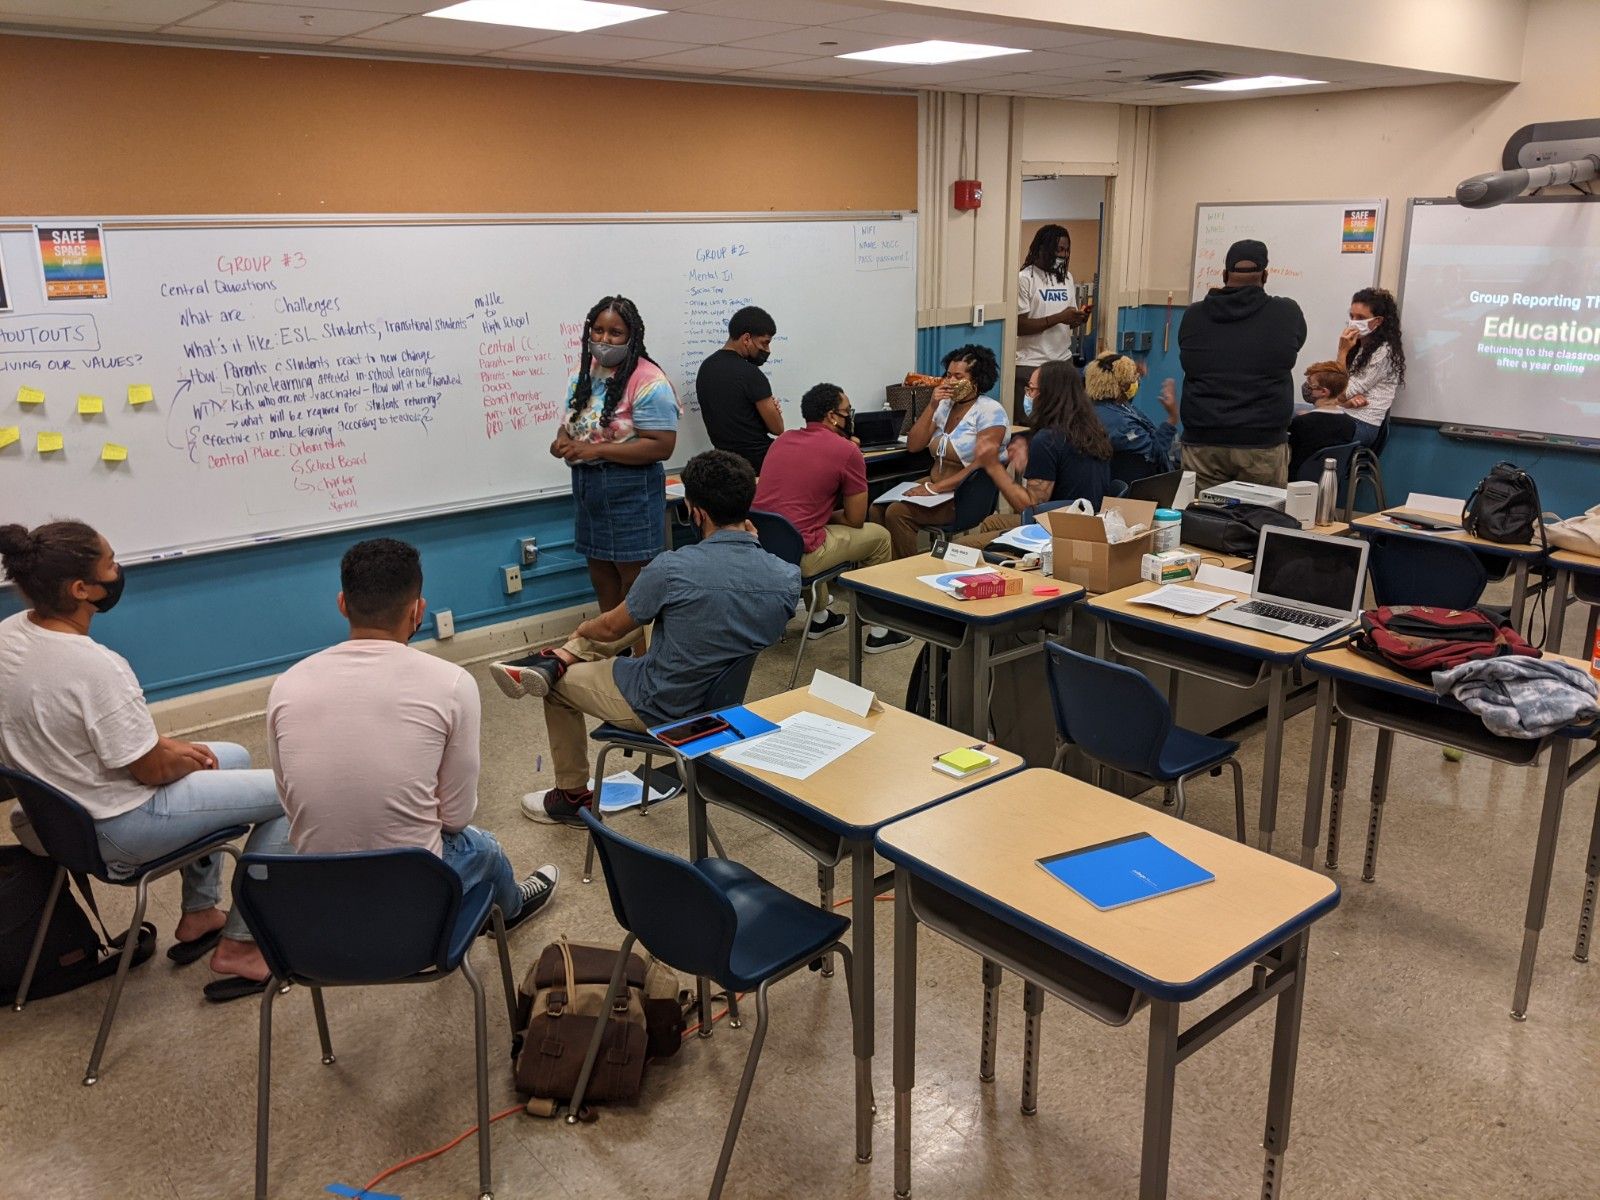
[441,826,522,920]
[94,743,287,941]
[1352,420,1383,447]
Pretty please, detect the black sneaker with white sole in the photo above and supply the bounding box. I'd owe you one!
[503,864,559,932]
[864,629,914,654]
[490,650,566,700]
[806,610,847,640]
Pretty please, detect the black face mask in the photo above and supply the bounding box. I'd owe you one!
[89,566,125,614]
[747,347,771,367]
[838,411,854,439]
[1300,380,1316,403]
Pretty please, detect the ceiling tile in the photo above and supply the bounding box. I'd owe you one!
[727,54,892,78]
[825,11,1030,41]
[173,3,394,38]
[685,0,880,20]
[605,11,801,44]
[847,62,1019,86]
[486,31,700,61]
[331,13,556,49]
[0,0,213,24]
[1061,36,1196,60]
[636,43,811,70]
[1028,79,1140,97]
[724,27,901,55]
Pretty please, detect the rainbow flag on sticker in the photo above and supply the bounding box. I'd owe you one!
[1340,209,1376,255]
[36,224,110,300]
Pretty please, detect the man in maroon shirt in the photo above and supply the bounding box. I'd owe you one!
[751,384,911,654]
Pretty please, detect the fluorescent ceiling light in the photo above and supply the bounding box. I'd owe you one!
[425,0,665,33]
[839,40,1029,66]
[1184,75,1326,92]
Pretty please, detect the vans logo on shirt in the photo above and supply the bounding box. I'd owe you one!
[1040,289,1072,302]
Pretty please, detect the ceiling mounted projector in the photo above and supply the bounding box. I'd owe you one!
[1455,119,1600,208]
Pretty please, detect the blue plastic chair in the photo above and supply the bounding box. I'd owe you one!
[1,765,247,1086]
[569,810,853,1200]
[927,468,1000,555]
[750,509,856,689]
[1368,536,1489,610]
[1043,645,1246,840]
[233,849,519,1200]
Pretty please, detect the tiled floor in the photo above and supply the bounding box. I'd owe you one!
[3,595,1598,1199]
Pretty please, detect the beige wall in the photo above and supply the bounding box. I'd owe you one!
[1143,0,1594,296]
[1019,219,1101,284]
[1020,99,1122,166]
[917,92,1019,323]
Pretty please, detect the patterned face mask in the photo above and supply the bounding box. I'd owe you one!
[947,378,977,403]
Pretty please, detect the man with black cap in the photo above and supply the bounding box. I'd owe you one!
[1177,238,1306,490]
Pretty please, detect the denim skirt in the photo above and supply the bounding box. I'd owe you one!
[572,460,666,562]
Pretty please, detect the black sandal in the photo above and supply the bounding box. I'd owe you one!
[166,928,222,965]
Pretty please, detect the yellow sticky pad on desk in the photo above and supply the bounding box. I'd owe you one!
[938,747,993,773]
[17,386,44,406]
[128,384,154,406]
[0,426,19,449]
[101,442,128,462]
[78,394,104,415]
[37,431,64,453]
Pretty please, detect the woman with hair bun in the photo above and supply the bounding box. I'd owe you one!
[0,520,288,1001]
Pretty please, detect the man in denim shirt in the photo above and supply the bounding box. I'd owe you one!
[492,450,801,825]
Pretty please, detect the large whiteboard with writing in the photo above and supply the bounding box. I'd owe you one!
[1190,200,1385,378]
[0,213,915,561]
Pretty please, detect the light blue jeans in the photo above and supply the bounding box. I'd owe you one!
[441,825,523,920]
[93,742,287,941]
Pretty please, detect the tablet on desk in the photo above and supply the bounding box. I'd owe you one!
[1037,833,1214,910]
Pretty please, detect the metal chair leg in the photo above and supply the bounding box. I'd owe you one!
[489,907,519,1033]
[708,980,773,1200]
[637,751,654,816]
[1225,759,1246,843]
[570,933,636,1119]
[13,865,65,1011]
[254,977,281,1200]
[310,987,335,1065]
[1172,776,1188,821]
[706,818,728,860]
[789,583,822,690]
[818,863,836,978]
[83,875,152,1086]
[458,956,495,1200]
[697,974,715,1039]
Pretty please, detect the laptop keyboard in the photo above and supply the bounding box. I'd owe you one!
[1234,601,1343,628]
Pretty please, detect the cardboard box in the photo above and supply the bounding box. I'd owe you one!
[1039,498,1157,593]
[1141,549,1202,584]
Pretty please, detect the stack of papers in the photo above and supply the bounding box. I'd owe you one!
[990,522,1051,553]
[717,711,873,780]
[593,769,680,814]
[876,481,949,508]
[1126,584,1233,616]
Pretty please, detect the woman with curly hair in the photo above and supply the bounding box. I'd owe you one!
[1084,351,1180,477]
[1334,287,1405,447]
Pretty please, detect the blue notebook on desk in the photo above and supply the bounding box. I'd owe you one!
[648,706,779,759]
[1037,833,1214,910]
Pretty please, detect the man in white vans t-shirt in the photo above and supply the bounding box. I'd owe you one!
[1016,223,1087,401]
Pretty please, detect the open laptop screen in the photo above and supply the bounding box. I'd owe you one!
[1255,529,1366,613]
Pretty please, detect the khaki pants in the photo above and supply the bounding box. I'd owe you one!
[954,512,1021,550]
[1181,443,1289,493]
[873,494,956,559]
[543,632,648,790]
[800,522,892,609]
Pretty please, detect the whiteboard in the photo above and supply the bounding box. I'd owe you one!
[1190,200,1385,378]
[0,213,916,562]
[1396,197,1600,440]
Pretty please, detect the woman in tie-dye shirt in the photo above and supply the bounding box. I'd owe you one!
[550,294,680,616]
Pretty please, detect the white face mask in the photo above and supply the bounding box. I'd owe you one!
[1348,318,1375,336]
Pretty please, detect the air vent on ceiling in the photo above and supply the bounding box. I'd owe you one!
[1143,70,1233,86]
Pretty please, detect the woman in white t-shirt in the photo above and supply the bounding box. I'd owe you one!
[1335,287,1406,448]
[876,344,1009,558]
[0,520,288,1002]
[1015,224,1089,398]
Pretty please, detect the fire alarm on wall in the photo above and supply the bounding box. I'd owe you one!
[953,179,983,210]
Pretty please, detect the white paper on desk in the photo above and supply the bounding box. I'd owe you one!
[1196,564,1255,593]
[916,566,998,595]
[808,669,882,717]
[1405,492,1463,517]
[717,711,873,780]
[1127,584,1234,616]
[876,481,949,508]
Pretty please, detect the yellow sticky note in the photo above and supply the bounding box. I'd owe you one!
[17,386,44,407]
[128,384,154,407]
[78,394,104,415]
[0,426,19,449]
[101,442,128,463]
[937,747,993,773]
[37,431,64,453]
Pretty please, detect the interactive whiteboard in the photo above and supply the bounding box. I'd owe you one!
[0,213,916,561]
[1190,200,1385,378]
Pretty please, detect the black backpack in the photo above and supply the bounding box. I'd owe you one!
[0,846,156,1005]
[1463,462,1543,546]
[1179,501,1301,559]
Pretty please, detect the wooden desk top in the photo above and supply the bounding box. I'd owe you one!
[1550,546,1600,575]
[838,552,1083,622]
[1306,644,1597,698]
[1177,543,1252,571]
[876,769,1339,999]
[708,689,1025,837]
[1085,579,1310,660]
[1353,509,1546,558]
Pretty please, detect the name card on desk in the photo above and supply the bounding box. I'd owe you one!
[940,541,982,568]
[1196,563,1255,594]
[809,669,882,717]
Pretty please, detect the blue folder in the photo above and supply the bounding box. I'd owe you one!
[648,705,779,759]
[1037,833,1214,910]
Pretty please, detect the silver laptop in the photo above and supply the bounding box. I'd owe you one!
[1209,526,1369,642]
